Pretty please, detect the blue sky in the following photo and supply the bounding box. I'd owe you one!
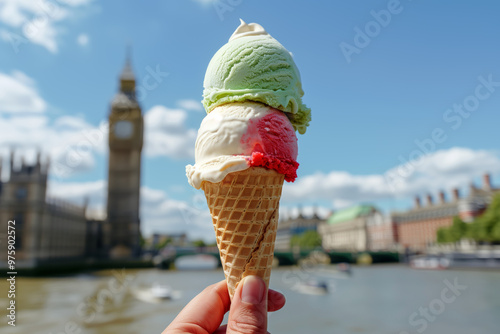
[1,0,500,241]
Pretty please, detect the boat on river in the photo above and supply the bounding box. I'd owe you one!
[132,283,174,303]
[411,252,500,270]
[294,279,330,295]
[410,255,450,270]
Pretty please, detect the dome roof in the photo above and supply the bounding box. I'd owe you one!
[328,205,376,225]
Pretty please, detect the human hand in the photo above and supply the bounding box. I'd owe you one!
[164,275,285,334]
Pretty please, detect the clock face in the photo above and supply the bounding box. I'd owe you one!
[114,120,133,139]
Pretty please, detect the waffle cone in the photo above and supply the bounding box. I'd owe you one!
[201,167,284,299]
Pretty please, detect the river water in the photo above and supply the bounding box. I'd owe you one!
[1,265,499,334]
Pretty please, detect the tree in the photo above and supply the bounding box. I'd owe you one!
[438,194,500,244]
[449,216,467,242]
[156,237,172,249]
[492,220,500,241]
[192,239,207,248]
[437,217,466,244]
[458,193,500,243]
[471,193,500,243]
[437,227,451,244]
[290,230,322,249]
[466,220,481,241]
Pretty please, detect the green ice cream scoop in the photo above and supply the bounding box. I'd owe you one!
[202,21,311,134]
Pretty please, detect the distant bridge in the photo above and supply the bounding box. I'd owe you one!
[157,247,399,268]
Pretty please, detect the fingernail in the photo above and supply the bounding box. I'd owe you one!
[241,276,266,304]
[273,288,285,296]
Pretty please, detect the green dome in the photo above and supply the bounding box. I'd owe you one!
[328,205,376,225]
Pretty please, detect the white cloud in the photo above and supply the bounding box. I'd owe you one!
[384,147,500,195]
[284,147,500,208]
[144,105,197,159]
[0,0,94,53]
[0,0,39,27]
[76,33,89,46]
[177,99,204,112]
[140,186,213,241]
[54,115,92,129]
[0,71,47,113]
[283,171,387,209]
[0,113,107,179]
[24,19,59,53]
[48,179,106,218]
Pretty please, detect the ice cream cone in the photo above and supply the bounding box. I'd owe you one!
[201,167,284,298]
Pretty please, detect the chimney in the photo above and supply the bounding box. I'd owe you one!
[312,205,320,219]
[439,191,446,204]
[483,173,492,191]
[414,196,421,209]
[426,194,433,206]
[452,188,460,201]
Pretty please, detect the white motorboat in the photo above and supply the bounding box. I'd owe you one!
[410,255,450,270]
[132,283,173,303]
[294,280,330,295]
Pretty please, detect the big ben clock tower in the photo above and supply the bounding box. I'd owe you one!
[106,54,143,258]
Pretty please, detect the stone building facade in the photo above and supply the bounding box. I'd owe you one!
[318,205,387,252]
[393,174,499,251]
[275,209,324,251]
[367,214,397,251]
[0,153,87,268]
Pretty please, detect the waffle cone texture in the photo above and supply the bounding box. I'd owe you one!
[201,167,284,298]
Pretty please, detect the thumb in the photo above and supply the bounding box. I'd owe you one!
[226,275,268,334]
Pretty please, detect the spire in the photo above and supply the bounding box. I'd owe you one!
[121,45,134,80]
[9,149,14,173]
[44,154,51,175]
[119,45,136,95]
[36,149,41,167]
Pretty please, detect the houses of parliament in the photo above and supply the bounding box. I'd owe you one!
[0,57,144,268]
